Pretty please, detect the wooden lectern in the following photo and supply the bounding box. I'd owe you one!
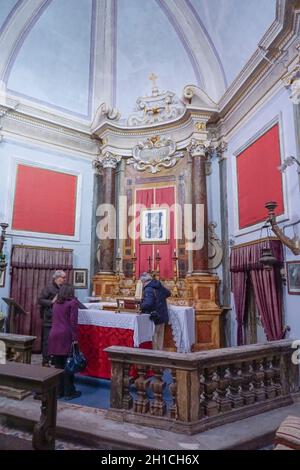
[1,297,27,334]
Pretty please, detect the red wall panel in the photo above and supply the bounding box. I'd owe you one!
[237,124,284,229]
[12,165,77,235]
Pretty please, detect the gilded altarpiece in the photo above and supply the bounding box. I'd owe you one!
[92,83,223,351]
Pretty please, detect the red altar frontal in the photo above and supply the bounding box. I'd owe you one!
[78,309,153,379]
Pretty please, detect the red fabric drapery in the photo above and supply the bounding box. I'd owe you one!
[135,187,175,279]
[10,246,73,351]
[230,239,283,345]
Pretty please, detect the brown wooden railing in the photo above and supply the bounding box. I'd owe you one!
[105,340,299,434]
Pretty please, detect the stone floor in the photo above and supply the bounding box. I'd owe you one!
[1,394,300,450]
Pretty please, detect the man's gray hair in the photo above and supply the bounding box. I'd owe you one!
[53,270,66,279]
[140,272,153,283]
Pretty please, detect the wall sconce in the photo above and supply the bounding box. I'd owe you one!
[265,201,300,255]
[278,156,300,173]
[0,223,9,272]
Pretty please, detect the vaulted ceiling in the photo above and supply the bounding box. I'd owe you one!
[0,0,276,121]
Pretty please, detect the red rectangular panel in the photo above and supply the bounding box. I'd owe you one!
[237,124,284,229]
[135,187,175,279]
[12,165,77,235]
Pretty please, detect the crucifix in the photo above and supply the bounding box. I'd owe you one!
[149,72,158,90]
[147,255,152,273]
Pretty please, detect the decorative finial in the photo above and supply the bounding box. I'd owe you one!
[149,72,159,96]
[149,72,158,88]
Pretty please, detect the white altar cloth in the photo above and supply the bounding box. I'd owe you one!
[82,303,195,353]
[78,309,154,347]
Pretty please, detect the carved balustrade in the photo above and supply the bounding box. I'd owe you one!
[106,340,299,434]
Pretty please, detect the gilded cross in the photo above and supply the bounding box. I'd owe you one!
[149,72,158,88]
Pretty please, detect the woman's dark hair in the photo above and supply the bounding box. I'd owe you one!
[56,284,75,303]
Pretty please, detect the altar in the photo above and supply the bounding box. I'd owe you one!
[78,304,195,379]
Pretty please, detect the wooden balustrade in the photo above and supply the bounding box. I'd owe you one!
[106,340,299,434]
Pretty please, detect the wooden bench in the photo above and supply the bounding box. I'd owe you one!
[0,362,62,450]
[0,333,36,363]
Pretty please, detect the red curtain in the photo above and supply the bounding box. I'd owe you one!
[135,189,154,276]
[231,271,247,345]
[135,187,175,279]
[250,269,283,341]
[230,240,283,345]
[10,246,73,351]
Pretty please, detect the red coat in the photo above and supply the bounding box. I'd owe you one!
[47,299,78,356]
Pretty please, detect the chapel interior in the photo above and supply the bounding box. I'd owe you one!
[0,0,300,451]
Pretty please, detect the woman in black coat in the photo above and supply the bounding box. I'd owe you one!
[140,272,171,350]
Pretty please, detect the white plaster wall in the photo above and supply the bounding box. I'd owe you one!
[226,86,300,344]
[0,137,94,314]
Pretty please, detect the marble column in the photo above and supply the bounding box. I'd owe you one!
[188,139,209,274]
[93,151,121,274]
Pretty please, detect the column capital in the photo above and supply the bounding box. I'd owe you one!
[215,140,228,161]
[93,151,122,173]
[188,138,211,158]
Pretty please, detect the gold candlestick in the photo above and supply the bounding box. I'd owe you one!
[172,249,179,297]
[114,254,122,295]
[130,252,137,295]
[155,249,161,280]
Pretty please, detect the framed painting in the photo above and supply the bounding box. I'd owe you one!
[287,261,300,295]
[73,269,88,289]
[140,209,167,243]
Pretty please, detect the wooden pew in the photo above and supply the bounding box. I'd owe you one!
[0,333,36,363]
[0,362,62,450]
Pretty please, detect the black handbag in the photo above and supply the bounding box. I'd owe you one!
[65,342,87,374]
[149,311,161,325]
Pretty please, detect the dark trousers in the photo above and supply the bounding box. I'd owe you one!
[42,323,51,365]
[53,355,76,396]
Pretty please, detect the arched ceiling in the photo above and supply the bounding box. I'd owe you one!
[0,0,276,121]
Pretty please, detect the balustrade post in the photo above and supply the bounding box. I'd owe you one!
[240,361,255,405]
[216,366,231,412]
[169,369,178,420]
[263,357,276,399]
[228,363,243,408]
[122,363,134,410]
[202,367,219,416]
[176,368,199,422]
[273,355,282,396]
[133,366,150,414]
[149,367,166,416]
[252,359,266,402]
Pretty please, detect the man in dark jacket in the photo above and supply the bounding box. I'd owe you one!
[140,272,171,350]
[38,270,66,365]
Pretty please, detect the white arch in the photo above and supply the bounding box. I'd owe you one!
[159,0,226,102]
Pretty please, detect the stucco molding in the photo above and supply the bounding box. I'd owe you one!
[0,104,96,156]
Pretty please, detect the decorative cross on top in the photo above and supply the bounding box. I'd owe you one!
[149,72,158,89]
